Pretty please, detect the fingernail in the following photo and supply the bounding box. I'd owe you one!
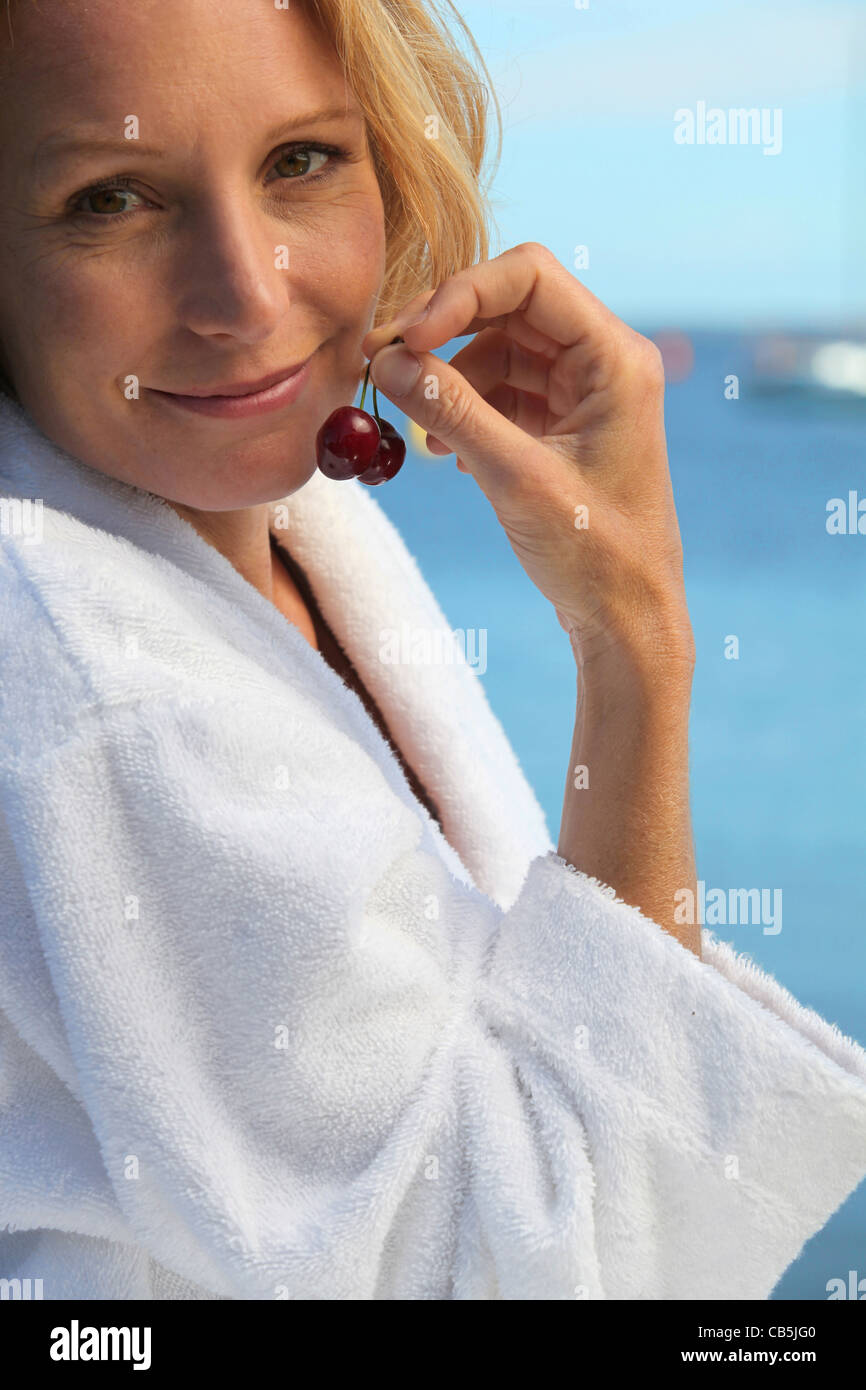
[391,304,430,333]
[370,345,422,397]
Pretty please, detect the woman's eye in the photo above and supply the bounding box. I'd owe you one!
[269,146,332,182]
[74,184,145,218]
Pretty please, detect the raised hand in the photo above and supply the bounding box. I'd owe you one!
[362,243,694,669]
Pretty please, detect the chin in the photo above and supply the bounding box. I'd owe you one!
[171,462,320,512]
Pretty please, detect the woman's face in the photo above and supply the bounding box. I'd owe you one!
[0,0,387,507]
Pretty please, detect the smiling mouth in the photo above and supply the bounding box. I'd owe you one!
[157,358,312,398]
[147,355,315,419]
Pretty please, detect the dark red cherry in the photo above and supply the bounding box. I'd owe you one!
[356,419,406,486]
[316,406,381,480]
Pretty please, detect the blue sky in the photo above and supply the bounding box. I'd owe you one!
[456,0,866,330]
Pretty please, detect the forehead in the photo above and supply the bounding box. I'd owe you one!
[0,0,358,157]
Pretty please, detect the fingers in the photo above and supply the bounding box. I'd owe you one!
[429,383,550,455]
[368,340,540,495]
[368,243,620,363]
[362,290,438,361]
[482,381,551,439]
[420,331,557,454]
[445,328,556,414]
[361,243,660,488]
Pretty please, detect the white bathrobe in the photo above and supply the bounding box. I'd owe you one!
[1,390,865,1303]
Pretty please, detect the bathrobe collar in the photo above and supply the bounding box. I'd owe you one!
[0,393,552,908]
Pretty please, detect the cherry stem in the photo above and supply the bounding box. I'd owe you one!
[360,362,371,413]
[360,336,402,422]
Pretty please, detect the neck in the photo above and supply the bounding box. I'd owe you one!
[164,500,276,602]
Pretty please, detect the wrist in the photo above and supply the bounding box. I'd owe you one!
[568,603,696,697]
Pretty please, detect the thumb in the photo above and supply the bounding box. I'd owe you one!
[368,342,523,490]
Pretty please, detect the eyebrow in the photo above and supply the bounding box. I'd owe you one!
[32,104,363,173]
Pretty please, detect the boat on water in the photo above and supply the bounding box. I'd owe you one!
[751,334,866,400]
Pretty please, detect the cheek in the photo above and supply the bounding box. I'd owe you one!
[7,253,142,382]
[303,196,387,314]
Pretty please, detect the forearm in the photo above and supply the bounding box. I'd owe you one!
[556,626,700,956]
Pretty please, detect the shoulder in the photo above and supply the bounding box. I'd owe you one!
[0,504,99,765]
[0,499,270,771]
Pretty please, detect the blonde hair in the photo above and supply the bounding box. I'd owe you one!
[0,0,502,402]
[303,0,501,320]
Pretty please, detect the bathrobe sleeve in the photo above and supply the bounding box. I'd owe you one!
[2,670,866,1301]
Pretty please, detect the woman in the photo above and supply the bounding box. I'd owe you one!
[0,0,864,1301]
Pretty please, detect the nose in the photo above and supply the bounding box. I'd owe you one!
[172,193,287,345]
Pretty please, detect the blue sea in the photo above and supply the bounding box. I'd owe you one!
[374,330,866,1300]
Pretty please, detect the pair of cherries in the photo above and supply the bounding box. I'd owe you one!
[315,338,407,486]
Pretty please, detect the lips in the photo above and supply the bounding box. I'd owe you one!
[148,355,314,420]
[160,359,310,398]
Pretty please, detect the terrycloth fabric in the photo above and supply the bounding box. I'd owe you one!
[0,392,865,1302]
